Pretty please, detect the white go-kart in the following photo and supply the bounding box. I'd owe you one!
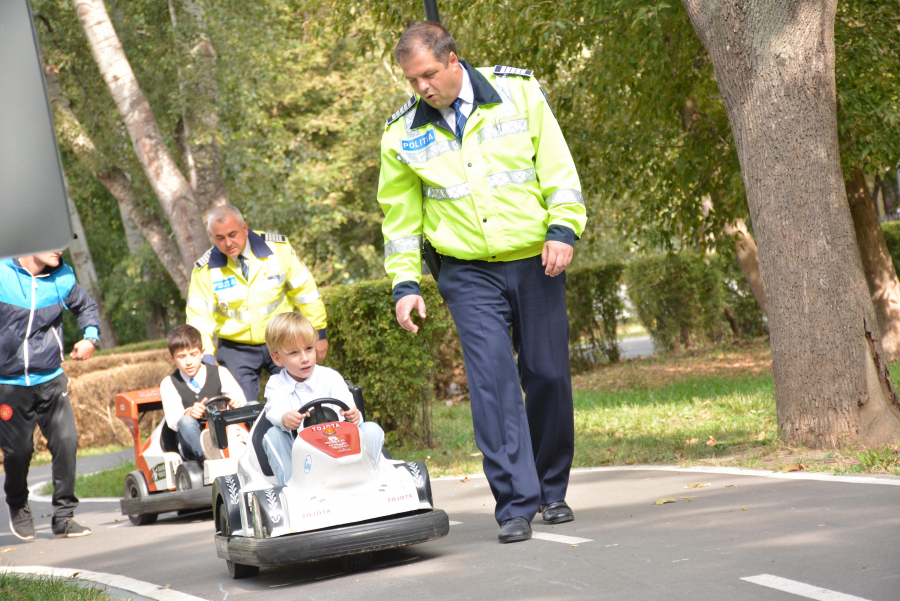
[211,393,449,579]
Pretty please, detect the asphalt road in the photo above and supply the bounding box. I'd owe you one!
[619,335,656,360]
[1,458,897,601]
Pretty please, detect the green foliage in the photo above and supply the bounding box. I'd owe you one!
[626,253,727,351]
[713,255,768,339]
[567,263,625,370]
[322,278,459,445]
[881,222,900,277]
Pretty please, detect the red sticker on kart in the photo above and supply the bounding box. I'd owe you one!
[0,405,11,420]
[298,421,361,458]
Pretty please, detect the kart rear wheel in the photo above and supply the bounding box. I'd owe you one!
[175,462,204,491]
[123,471,157,526]
[341,552,373,572]
[218,502,259,579]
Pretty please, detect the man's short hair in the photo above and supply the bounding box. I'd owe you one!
[167,324,203,355]
[207,205,244,231]
[395,21,458,66]
[266,313,317,354]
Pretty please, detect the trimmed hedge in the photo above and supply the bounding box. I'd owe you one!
[626,252,766,352]
[566,263,624,370]
[881,222,900,277]
[321,278,462,446]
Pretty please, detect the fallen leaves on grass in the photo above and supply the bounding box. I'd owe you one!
[706,436,717,446]
[655,498,676,505]
[685,479,710,489]
[685,438,699,446]
[782,464,807,473]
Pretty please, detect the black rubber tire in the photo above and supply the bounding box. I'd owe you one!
[218,501,259,579]
[381,447,393,460]
[123,471,158,526]
[341,552,373,572]
[175,462,204,491]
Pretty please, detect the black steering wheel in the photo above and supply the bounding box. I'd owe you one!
[296,397,350,430]
[202,395,232,416]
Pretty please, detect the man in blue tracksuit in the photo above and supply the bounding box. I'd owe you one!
[0,250,101,540]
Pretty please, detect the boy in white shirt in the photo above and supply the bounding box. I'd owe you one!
[160,325,248,463]
[263,313,385,486]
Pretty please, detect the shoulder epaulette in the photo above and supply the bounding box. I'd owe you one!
[386,95,417,125]
[494,65,533,77]
[194,248,212,270]
[264,233,288,243]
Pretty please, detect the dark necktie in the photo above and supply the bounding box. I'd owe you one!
[451,97,467,141]
[238,255,249,281]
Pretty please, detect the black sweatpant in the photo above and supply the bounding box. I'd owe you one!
[0,374,79,518]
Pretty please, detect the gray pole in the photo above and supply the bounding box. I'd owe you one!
[423,0,440,23]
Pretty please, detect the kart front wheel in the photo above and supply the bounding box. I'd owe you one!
[123,471,158,526]
[175,462,204,491]
[218,502,259,579]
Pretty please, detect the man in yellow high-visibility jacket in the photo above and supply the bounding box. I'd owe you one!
[186,205,327,402]
[378,22,586,544]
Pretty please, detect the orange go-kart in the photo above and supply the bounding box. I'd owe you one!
[115,387,262,525]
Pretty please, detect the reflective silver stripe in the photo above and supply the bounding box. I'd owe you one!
[216,306,251,322]
[384,234,423,257]
[397,139,460,164]
[404,109,417,138]
[546,188,585,206]
[293,289,321,305]
[492,75,518,117]
[187,297,216,313]
[487,167,536,189]
[423,182,472,201]
[261,291,287,315]
[478,118,528,143]
[287,267,311,290]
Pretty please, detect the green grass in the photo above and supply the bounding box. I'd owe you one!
[40,461,135,498]
[29,444,130,469]
[0,573,120,601]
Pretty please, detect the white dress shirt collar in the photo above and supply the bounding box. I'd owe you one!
[440,66,474,133]
[180,364,207,391]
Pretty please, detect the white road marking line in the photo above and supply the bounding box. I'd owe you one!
[448,521,463,526]
[435,466,900,486]
[532,532,592,545]
[2,566,206,601]
[742,574,873,601]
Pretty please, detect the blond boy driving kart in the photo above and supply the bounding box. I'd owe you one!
[262,313,385,486]
[160,325,247,463]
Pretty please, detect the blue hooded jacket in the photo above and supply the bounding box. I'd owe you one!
[0,257,100,386]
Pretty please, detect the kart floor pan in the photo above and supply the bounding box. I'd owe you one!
[215,509,450,568]
[120,487,211,516]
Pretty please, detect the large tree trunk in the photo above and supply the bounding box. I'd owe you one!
[681,0,900,446]
[43,63,190,296]
[722,217,767,315]
[167,0,228,214]
[846,167,900,362]
[66,196,118,349]
[73,0,209,273]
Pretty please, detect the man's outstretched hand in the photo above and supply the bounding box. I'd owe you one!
[70,339,95,361]
[396,294,427,333]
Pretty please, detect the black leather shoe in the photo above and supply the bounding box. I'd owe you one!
[540,501,574,524]
[498,517,532,544]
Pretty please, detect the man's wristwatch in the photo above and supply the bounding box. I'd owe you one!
[86,337,100,348]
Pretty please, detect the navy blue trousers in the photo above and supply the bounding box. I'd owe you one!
[438,255,574,524]
[217,339,282,403]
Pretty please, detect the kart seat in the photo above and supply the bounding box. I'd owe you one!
[250,414,276,478]
[160,422,180,454]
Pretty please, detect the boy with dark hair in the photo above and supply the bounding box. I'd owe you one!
[0,250,100,540]
[159,324,247,463]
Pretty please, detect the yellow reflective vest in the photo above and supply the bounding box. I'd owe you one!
[186,231,327,355]
[378,62,586,298]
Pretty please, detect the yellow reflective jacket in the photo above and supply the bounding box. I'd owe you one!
[378,62,586,299]
[186,231,327,355]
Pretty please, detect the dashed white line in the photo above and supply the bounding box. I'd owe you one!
[742,574,873,601]
[532,532,592,545]
[1,566,206,601]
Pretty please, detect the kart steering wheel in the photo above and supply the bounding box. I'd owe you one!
[203,395,232,414]
[296,397,350,430]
